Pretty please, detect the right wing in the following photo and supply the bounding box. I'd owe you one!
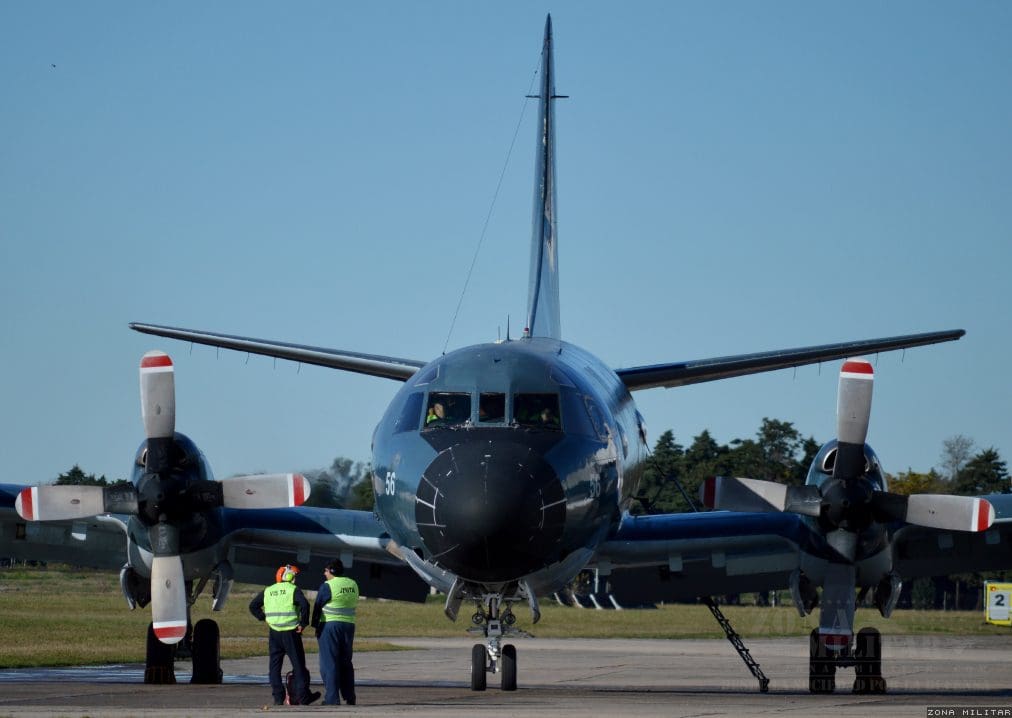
[129,323,427,381]
[615,329,965,391]
[220,505,430,602]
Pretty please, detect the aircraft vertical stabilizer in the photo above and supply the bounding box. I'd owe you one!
[525,14,562,339]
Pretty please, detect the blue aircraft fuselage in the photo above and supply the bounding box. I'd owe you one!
[371,336,647,591]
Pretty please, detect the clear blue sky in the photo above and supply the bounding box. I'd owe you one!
[2,2,1009,486]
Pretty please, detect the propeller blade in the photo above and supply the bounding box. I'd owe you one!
[150,554,188,644]
[905,494,994,532]
[701,476,821,516]
[15,485,105,521]
[14,485,139,521]
[834,358,874,480]
[140,351,175,440]
[871,491,995,532]
[219,473,311,509]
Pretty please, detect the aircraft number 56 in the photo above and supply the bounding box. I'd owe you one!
[384,471,396,496]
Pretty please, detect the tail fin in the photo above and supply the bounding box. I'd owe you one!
[525,14,562,339]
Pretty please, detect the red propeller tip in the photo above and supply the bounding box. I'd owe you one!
[840,359,873,377]
[976,499,995,532]
[15,487,35,520]
[292,474,306,506]
[702,477,716,508]
[140,352,173,371]
[153,621,187,643]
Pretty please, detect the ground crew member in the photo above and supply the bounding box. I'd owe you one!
[312,558,360,706]
[249,564,320,706]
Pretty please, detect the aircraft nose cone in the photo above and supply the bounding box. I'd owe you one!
[415,438,565,582]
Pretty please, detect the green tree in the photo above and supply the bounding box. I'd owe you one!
[887,468,945,496]
[953,448,1009,495]
[303,457,371,508]
[756,418,802,484]
[54,465,130,489]
[346,470,376,511]
[632,430,686,514]
[791,436,821,485]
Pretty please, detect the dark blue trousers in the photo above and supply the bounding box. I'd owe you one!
[317,621,356,705]
[268,628,310,704]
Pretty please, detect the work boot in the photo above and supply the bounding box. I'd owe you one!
[303,691,321,705]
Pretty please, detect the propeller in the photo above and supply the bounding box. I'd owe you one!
[14,350,311,644]
[700,357,995,650]
[700,358,995,535]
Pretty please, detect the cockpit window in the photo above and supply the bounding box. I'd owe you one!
[394,392,424,433]
[424,392,471,428]
[479,393,506,423]
[513,393,561,430]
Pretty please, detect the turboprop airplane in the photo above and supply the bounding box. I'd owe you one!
[2,15,1010,693]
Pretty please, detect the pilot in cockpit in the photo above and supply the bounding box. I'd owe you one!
[425,401,446,426]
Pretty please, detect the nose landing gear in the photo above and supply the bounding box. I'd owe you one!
[466,590,532,691]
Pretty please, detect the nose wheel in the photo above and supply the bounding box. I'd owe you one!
[467,592,526,691]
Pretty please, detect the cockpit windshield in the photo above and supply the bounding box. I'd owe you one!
[479,393,506,423]
[424,392,471,428]
[514,393,561,430]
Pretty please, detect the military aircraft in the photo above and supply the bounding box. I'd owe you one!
[3,15,1009,694]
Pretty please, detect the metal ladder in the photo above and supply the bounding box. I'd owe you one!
[702,596,769,693]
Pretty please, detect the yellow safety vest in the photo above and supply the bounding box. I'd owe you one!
[321,576,359,624]
[263,581,300,631]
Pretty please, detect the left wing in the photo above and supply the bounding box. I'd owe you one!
[591,494,1012,605]
[615,329,964,391]
[129,323,427,381]
[590,511,814,603]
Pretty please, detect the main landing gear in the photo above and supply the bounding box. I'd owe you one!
[144,617,223,685]
[135,566,231,685]
[809,627,886,694]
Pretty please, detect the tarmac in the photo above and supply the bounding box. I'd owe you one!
[0,635,1009,717]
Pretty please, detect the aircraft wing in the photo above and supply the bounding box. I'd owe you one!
[891,492,1012,579]
[589,511,813,603]
[0,482,428,602]
[0,483,129,568]
[129,323,426,381]
[219,505,429,601]
[591,495,1012,604]
[615,329,965,391]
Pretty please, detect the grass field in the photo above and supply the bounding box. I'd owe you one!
[0,565,1008,668]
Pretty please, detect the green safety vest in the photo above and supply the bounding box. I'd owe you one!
[320,576,359,624]
[263,581,300,631]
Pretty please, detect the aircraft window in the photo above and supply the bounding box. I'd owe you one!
[414,365,438,385]
[584,397,610,441]
[479,393,506,423]
[394,392,425,433]
[424,392,471,428]
[513,393,561,430]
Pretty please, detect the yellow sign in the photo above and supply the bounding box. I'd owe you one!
[985,581,1011,626]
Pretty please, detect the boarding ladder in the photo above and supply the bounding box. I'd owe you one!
[656,467,770,693]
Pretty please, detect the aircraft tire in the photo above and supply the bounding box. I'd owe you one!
[470,644,487,691]
[501,644,517,691]
[853,627,885,694]
[190,618,223,684]
[144,623,176,685]
[808,629,835,694]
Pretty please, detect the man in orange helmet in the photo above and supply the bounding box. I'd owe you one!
[249,564,320,705]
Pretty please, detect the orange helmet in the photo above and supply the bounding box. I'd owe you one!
[276,565,300,583]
